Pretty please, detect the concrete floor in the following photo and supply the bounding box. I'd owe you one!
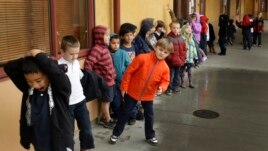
[75,30,268,151]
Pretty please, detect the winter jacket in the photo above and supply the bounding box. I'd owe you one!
[191,12,202,43]
[120,51,170,101]
[165,32,187,67]
[253,17,264,33]
[81,69,109,101]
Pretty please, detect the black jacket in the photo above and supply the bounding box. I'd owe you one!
[4,53,74,150]
[81,69,109,101]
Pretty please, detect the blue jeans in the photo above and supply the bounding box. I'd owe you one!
[113,94,155,139]
[69,100,94,149]
[168,66,181,91]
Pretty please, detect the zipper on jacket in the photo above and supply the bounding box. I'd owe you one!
[138,60,159,101]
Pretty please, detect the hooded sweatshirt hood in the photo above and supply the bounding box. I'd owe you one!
[93,25,108,47]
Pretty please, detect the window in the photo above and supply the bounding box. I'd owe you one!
[189,0,195,14]
[260,0,267,12]
[0,0,94,79]
[56,0,88,50]
[0,1,50,65]
[221,0,230,15]
[200,0,206,15]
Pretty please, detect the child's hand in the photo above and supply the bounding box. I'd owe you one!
[121,91,126,102]
[167,4,171,11]
[27,49,43,57]
[156,87,162,95]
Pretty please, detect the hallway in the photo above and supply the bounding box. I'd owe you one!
[75,31,268,151]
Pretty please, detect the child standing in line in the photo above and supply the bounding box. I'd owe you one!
[218,14,229,55]
[109,34,131,123]
[119,22,143,125]
[208,20,216,53]
[253,12,264,47]
[165,21,187,95]
[84,25,116,128]
[236,15,254,50]
[227,19,237,45]
[58,35,95,151]
[4,49,74,151]
[110,38,173,146]
[154,20,166,40]
[181,24,199,88]
[119,22,137,61]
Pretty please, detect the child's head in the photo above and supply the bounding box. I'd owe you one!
[61,35,80,62]
[141,18,157,37]
[22,57,49,92]
[169,21,181,35]
[181,24,192,35]
[109,34,120,52]
[155,20,166,33]
[154,38,174,60]
[93,25,110,46]
[119,23,137,44]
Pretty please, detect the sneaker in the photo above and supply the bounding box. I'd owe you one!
[180,84,186,88]
[110,135,118,144]
[128,118,136,125]
[189,84,195,88]
[165,89,173,96]
[174,88,181,93]
[99,119,115,129]
[146,137,158,146]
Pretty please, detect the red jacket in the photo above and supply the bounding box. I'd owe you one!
[120,51,170,101]
[166,32,187,67]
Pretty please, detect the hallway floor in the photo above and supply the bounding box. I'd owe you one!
[75,31,268,151]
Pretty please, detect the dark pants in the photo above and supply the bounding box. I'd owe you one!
[69,100,95,149]
[111,86,137,120]
[218,37,226,54]
[200,34,208,55]
[112,94,155,139]
[243,30,252,49]
[168,66,181,91]
[253,32,262,45]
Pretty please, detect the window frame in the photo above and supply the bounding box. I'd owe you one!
[0,0,95,81]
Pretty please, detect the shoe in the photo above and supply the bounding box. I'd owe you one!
[110,135,118,144]
[202,56,207,62]
[98,119,115,129]
[128,118,136,125]
[174,88,181,93]
[189,84,195,88]
[218,53,226,56]
[165,90,173,96]
[146,137,158,146]
[180,84,186,88]
[258,45,261,47]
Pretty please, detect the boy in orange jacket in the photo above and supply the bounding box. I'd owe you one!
[110,38,173,146]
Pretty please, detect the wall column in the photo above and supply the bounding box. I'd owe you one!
[114,0,120,33]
